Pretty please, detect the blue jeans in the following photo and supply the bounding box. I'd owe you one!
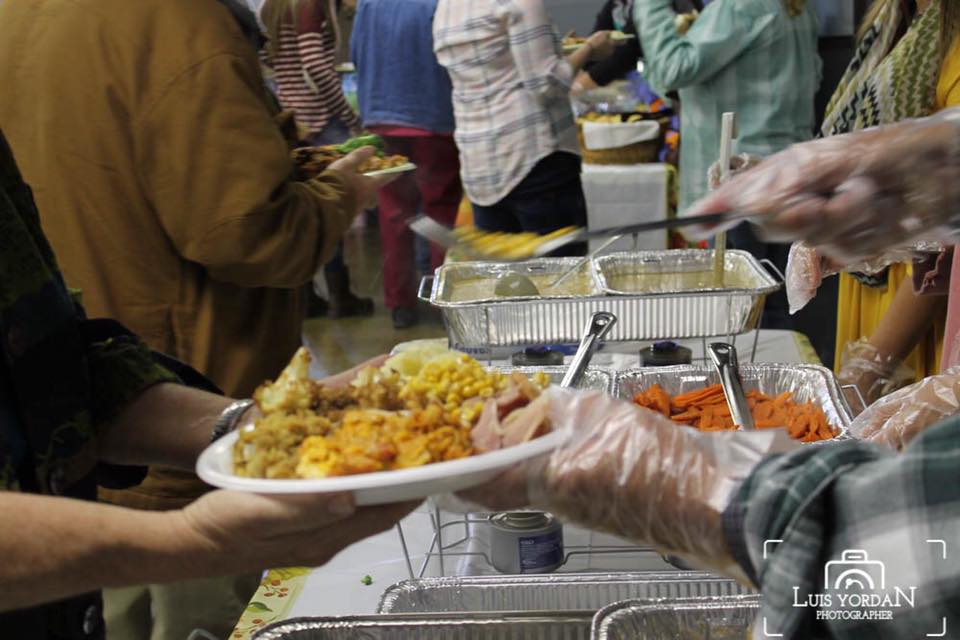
[471,152,588,257]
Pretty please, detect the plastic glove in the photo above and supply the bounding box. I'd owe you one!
[461,388,797,578]
[837,338,914,413]
[849,368,960,450]
[685,109,960,264]
[707,153,764,191]
[784,242,944,314]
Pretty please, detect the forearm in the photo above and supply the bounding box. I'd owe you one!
[0,493,210,611]
[565,44,593,73]
[868,277,946,360]
[100,383,235,469]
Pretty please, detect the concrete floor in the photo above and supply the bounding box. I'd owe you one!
[302,223,447,376]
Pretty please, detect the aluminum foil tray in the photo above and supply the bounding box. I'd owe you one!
[422,252,781,349]
[378,572,753,614]
[593,595,762,639]
[593,250,777,296]
[253,612,593,640]
[615,364,853,439]
[491,366,614,394]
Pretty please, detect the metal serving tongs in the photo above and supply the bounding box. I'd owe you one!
[561,311,618,388]
[409,212,765,262]
[707,342,756,430]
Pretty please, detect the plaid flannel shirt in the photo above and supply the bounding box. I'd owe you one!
[723,418,960,639]
[433,0,580,206]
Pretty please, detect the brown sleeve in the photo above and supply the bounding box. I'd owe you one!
[136,52,357,288]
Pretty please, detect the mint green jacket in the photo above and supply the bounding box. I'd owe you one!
[636,0,821,211]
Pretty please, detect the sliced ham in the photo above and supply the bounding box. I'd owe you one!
[501,394,551,448]
[495,384,529,419]
[471,399,503,453]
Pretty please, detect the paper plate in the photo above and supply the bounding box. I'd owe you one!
[363,162,417,177]
[196,428,564,505]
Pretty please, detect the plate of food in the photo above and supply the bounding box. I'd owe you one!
[196,344,565,505]
[562,31,634,53]
[291,134,415,178]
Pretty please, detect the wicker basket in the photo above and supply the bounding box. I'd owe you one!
[577,117,666,165]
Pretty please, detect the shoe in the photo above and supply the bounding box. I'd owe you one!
[325,269,375,319]
[306,291,329,318]
[391,307,419,329]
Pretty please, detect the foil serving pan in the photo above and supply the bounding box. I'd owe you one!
[253,612,593,640]
[615,364,853,439]
[422,252,781,349]
[378,571,753,614]
[592,595,762,640]
[592,250,778,296]
[491,365,614,394]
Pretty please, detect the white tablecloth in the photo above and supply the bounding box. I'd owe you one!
[582,163,671,254]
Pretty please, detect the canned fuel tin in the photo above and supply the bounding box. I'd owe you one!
[488,511,564,574]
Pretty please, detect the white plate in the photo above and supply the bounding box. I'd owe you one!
[335,62,356,73]
[196,428,565,505]
[363,162,416,177]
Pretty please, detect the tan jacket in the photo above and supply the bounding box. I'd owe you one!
[0,0,357,508]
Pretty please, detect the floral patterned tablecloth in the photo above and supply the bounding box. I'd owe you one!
[231,567,311,639]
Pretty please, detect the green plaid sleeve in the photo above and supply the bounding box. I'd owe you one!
[723,419,960,638]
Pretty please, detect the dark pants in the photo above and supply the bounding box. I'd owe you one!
[375,134,463,310]
[310,119,352,275]
[471,152,588,257]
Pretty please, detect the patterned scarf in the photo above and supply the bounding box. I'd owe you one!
[821,1,942,287]
[822,1,942,136]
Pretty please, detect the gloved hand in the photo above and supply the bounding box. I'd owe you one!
[707,153,764,191]
[784,242,944,314]
[461,388,796,578]
[686,110,960,264]
[849,368,960,450]
[837,338,914,413]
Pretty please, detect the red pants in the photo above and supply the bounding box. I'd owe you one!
[375,135,462,310]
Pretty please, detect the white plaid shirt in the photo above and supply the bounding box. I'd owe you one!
[433,0,580,206]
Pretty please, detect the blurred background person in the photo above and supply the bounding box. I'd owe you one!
[0,0,386,637]
[262,0,374,319]
[635,0,820,329]
[573,0,704,92]
[352,0,462,330]
[433,0,616,256]
[824,0,960,402]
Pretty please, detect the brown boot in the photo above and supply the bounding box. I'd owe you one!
[325,268,374,318]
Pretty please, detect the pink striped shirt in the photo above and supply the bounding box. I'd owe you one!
[268,2,359,135]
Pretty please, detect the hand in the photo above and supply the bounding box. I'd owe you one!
[461,388,788,575]
[328,146,397,210]
[685,112,960,264]
[316,354,389,389]
[585,30,616,60]
[706,153,764,191]
[571,70,599,95]
[837,338,914,412]
[176,490,417,573]
[849,369,960,450]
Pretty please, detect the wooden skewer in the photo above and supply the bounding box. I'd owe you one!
[714,112,737,287]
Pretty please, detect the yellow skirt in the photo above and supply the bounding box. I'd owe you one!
[834,264,944,380]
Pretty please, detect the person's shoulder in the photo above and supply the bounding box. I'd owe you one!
[97,0,253,62]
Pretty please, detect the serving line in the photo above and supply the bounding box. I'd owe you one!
[231,329,819,638]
